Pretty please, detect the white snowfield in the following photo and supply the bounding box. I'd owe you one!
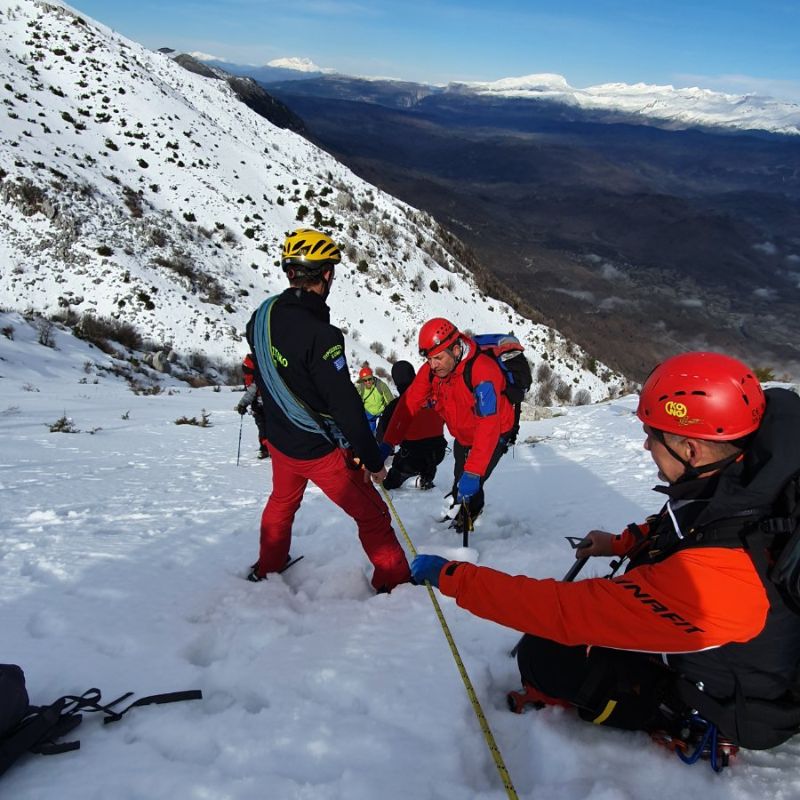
[3,311,800,799]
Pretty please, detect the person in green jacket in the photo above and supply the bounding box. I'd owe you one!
[356,366,394,434]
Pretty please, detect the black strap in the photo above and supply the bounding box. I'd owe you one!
[103,690,203,725]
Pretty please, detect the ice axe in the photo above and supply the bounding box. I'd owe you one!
[508,536,590,659]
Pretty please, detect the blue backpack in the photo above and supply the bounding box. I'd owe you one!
[464,334,532,406]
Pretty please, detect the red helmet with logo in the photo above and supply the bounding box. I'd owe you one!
[358,366,374,381]
[418,318,460,358]
[636,352,765,441]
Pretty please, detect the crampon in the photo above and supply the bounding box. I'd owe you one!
[650,715,739,772]
[506,682,573,713]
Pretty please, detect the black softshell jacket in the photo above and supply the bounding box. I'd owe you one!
[245,288,384,472]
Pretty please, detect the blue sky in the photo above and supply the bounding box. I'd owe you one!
[73,0,800,101]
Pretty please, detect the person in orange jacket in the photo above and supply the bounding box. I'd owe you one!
[382,318,515,532]
[410,352,800,756]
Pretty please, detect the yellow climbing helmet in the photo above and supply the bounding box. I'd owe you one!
[281,229,341,278]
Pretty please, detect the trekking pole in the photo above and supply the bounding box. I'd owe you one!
[236,413,243,466]
[508,538,591,659]
[380,486,520,800]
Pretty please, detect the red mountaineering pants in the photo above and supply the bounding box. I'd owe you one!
[256,443,411,591]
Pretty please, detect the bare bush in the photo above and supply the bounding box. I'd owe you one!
[574,388,592,406]
[76,313,142,351]
[37,319,55,347]
[175,409,211,427]
[554,379,573,404]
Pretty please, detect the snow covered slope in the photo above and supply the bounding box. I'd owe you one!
[0,0,622,401]
[2,309,799,799]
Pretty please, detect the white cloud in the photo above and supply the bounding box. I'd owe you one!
[754,242,778,255]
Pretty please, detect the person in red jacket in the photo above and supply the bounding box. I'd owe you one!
[235,353,270,459]
[376,360,447,491]
[382,318,515,532]
[410,352,800,758]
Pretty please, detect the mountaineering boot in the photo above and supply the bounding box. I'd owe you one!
[415,476,435,490]
[258,446,270,459]
[246,554,303,582]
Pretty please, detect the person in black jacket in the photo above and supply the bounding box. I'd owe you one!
[244,228,411,592]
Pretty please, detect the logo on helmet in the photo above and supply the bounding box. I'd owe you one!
[664,401,688,418]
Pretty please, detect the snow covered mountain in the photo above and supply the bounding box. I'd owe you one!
[266,56,334,74]
[253,55,800,136]
[453,73,800,136]
[0,0,622,402]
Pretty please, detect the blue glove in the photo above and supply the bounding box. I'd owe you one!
[411,555,448,587]
[456,472,481,502]
[378,442,394,461]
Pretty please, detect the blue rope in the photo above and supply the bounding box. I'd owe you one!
[252,296,348,447]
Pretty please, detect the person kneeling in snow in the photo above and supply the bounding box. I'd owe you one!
[411,352,800,762]
[376,360,446,491]
[382,318,514,532]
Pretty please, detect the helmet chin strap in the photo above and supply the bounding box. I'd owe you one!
[651,429,740,483]
[450,338,467,365]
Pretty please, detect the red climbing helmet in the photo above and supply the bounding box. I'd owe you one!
[418,318,460,358]
[358,366,374,381]
[636,352,765,441]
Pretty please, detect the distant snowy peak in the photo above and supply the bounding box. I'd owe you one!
[460,73,574,94]
[457,74,800,135]
[267,56,334,74]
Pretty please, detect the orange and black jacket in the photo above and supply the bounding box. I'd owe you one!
[383,338,514,477]
[438,388,800,703]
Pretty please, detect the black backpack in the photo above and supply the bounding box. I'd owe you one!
[0,663,201,778]
[673,469,800,750]
[759,471,800,607]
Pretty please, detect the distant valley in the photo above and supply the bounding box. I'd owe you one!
[255,75,800,380]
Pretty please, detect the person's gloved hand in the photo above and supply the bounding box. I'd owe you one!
[378,442,394,461]
[235,403,248,415]
[411,554,448,587]
[456,472,480,502]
